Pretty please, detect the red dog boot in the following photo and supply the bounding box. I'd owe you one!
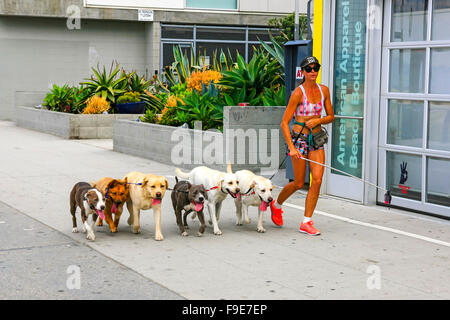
[270,200,284,226]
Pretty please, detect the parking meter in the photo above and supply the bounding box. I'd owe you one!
[284,40,313,181]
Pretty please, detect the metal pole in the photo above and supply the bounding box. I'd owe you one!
[307,0,312,40]
[295,0,299,40]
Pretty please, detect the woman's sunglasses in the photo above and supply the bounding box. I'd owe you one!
[303,65,320,73]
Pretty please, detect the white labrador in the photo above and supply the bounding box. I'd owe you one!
[175,164,240,235]
[233,170,274,233]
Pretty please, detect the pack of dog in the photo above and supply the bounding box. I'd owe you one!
[69,165,274,241]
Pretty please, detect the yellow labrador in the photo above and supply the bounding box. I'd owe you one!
[124,171,168,240]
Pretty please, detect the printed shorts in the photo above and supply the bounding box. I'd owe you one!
[287,131,324,157]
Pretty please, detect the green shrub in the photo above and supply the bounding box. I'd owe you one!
[117,92,141,104]
[43,84,76,113]
[140,109,157,123]
[158,106,182,127]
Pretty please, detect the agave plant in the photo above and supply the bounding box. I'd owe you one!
[179,90,223,130]
[258,32,285,80]
[80,62,128,105]
[128,72,153,93]
[262,85,286,106]
[140,92,167,113]
[211,48,235,72]
[164,45,203,87]
[219,52,282,105]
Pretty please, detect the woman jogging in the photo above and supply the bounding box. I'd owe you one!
[270,56,335,235]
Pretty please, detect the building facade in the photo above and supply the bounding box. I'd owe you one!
[317,0,449,218]
[0,0,303,120]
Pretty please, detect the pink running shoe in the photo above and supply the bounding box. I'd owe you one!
[299,221,320,236]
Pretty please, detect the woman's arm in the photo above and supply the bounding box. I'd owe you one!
[320,85,335,124]
[281,87,302,153]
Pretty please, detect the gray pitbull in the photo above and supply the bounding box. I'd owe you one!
[171,177,208,236]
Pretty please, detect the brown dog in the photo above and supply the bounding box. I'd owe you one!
[124,171,168,240]
[90,177,129,233]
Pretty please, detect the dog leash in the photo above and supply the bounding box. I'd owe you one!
[267,127,392,205]
[167,184,219,193]
[268,126,304,181]
[283,153,392,205]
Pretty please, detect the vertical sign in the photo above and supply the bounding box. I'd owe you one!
[331,0,367,178]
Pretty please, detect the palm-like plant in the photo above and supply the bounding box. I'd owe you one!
[80,62,128,104]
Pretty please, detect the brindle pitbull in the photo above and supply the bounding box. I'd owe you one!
[171,177,208,236]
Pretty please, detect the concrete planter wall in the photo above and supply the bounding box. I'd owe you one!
[113,106,286,173]
[15,106,141,139]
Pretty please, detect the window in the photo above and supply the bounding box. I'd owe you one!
[186,0,237,10]
[387,100,424,148]
[380,0,450,215]
[391,0,428,42]
[160,24,275,73]
[432,0,450,40]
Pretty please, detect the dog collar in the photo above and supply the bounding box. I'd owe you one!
[240,187,255,196]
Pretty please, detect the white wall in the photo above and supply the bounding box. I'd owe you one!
[85,0,184,9]
[240,0,304,13]
[0,16,149,120]
[85,0,301,13]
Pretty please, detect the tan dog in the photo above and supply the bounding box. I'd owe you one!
[90,177,129,233]
[124,171,168,241]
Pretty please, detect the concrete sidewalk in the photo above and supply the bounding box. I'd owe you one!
[0,120,449,299]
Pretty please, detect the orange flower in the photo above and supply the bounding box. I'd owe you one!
[186,70,222,92]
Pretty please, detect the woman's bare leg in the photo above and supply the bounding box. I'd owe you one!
[276,155,307,204]
[304,149,325,218]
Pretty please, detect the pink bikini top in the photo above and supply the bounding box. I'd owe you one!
[295,83,324,116]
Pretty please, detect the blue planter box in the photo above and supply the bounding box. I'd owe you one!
[116,101,146,114]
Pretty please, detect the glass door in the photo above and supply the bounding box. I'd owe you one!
[378,0,450,217]
[327,0,368,201]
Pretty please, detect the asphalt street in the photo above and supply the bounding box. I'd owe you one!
[0,201,183,300]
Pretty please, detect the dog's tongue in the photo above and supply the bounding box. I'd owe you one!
[259,201,269,211]
[152,198,161,205]
[194,202,203,212]
[236,193,240,200]
[96,210,105,220]
[111,203,117,214]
